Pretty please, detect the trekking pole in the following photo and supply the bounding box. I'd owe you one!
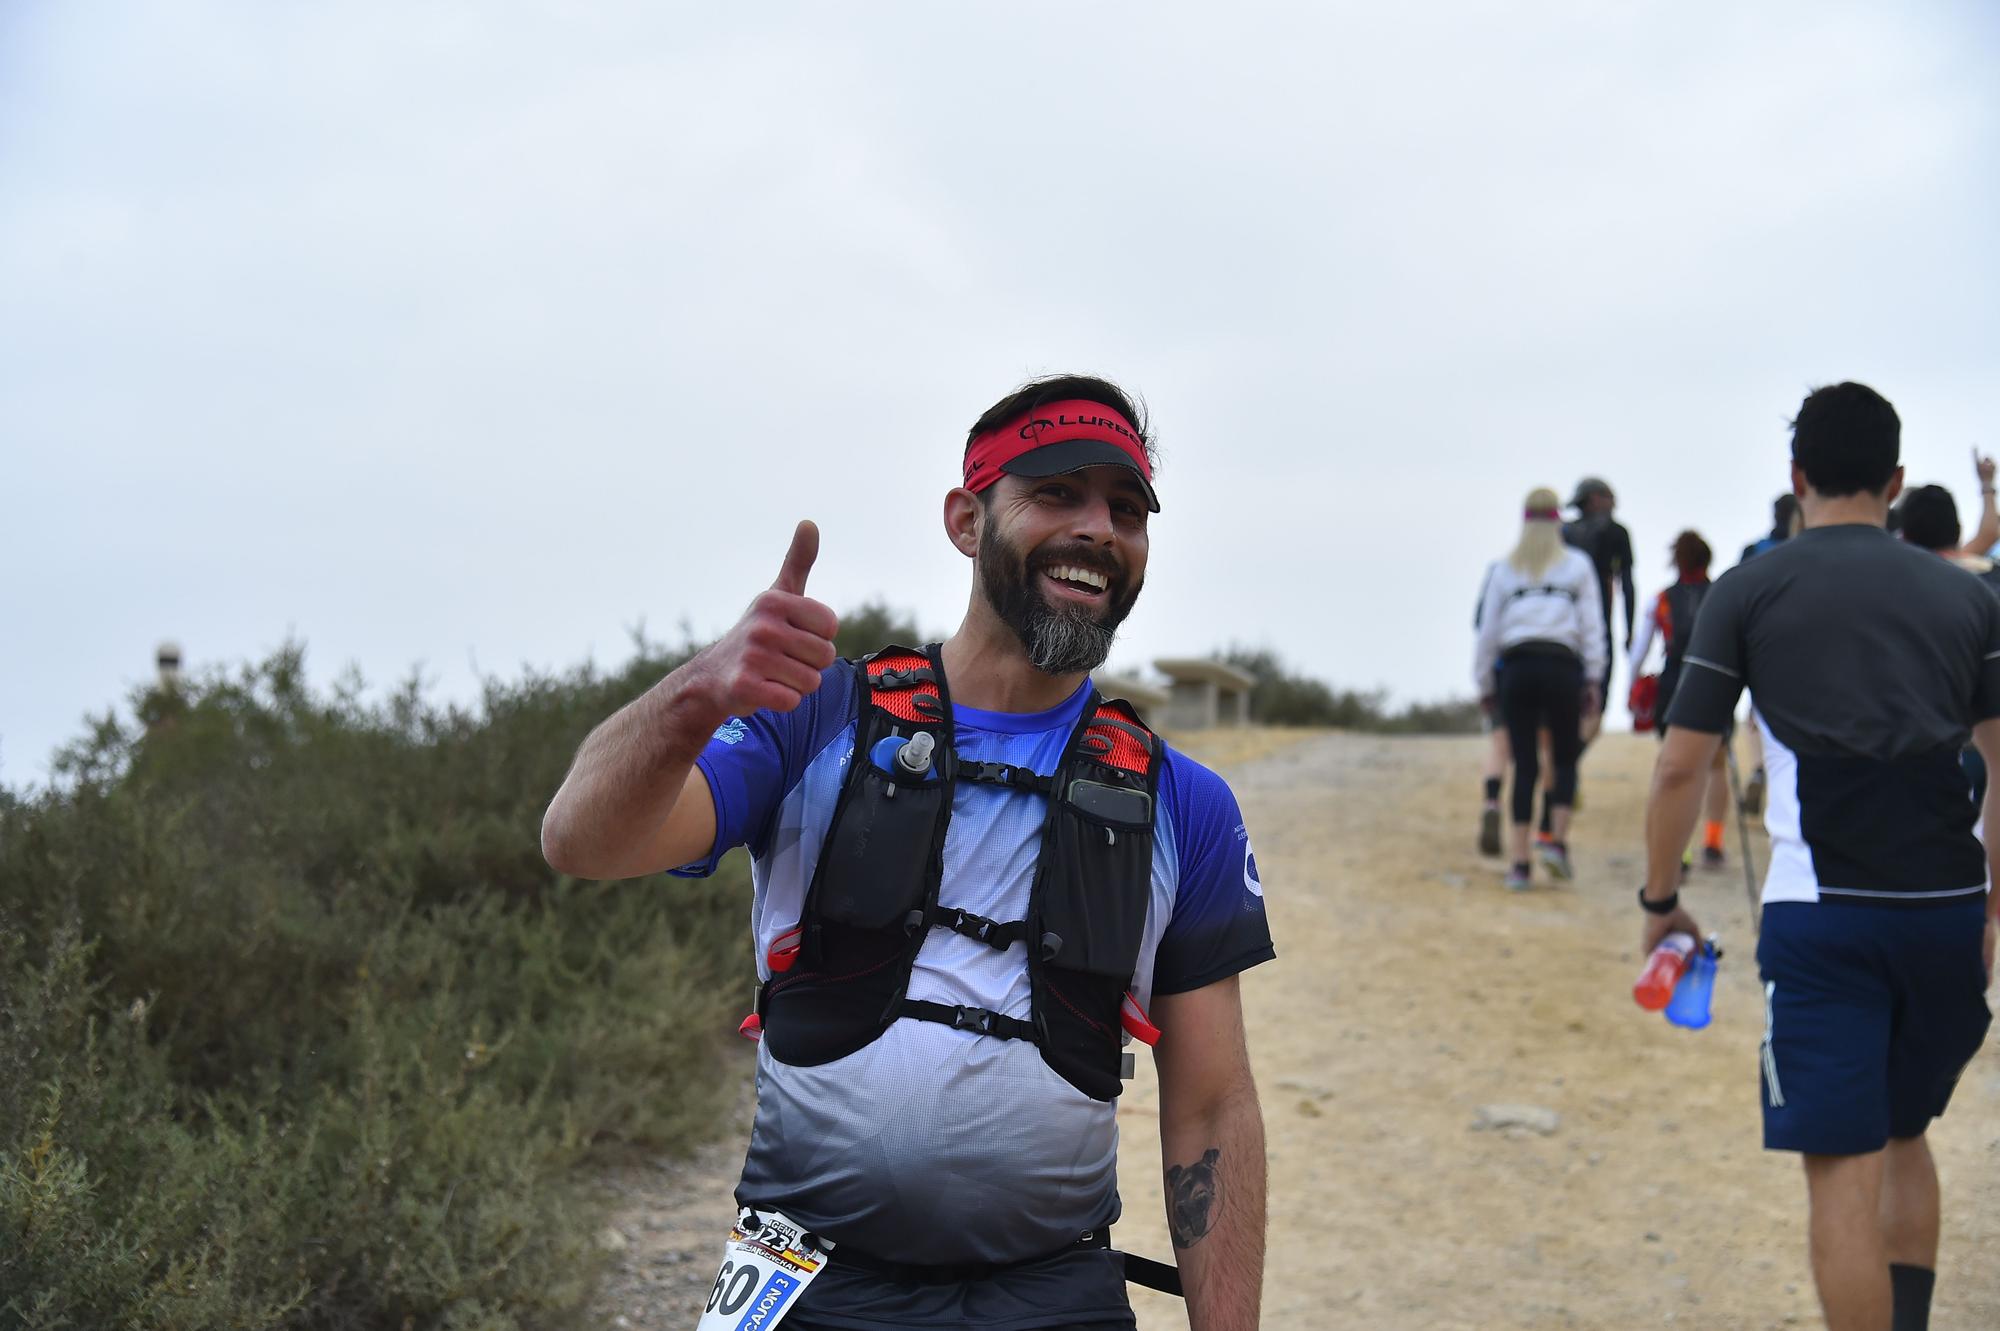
[1724,742,1762,937]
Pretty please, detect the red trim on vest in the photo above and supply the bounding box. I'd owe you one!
[866,650,941,724]
[766,925,803,974]
[1085,704,1154,776]
[1120,992,1161,1046]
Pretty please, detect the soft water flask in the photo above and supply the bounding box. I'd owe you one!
[868,732,938,786]
[1632,932,1695,1011]
[1664,938,1719,1030]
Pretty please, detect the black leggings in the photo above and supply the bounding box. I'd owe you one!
[1499,651,1584,826]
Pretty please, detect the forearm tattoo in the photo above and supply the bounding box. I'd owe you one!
[1166,1147,1223,1250]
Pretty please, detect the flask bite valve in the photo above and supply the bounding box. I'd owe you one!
[896,731,936,775]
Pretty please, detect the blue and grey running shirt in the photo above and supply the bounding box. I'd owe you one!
[673,661,1276,1266]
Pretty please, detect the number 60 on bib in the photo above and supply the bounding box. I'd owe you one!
[693,1208,831,1331]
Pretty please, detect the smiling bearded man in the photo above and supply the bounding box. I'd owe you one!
[543,373,1271,1331]
[976,499,1145,675]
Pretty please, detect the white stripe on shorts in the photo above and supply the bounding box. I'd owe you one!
[1762,980,1785,1109]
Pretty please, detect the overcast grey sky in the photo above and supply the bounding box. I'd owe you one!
[4,2,1997,785]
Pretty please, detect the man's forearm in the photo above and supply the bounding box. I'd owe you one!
[541,666,720,877]
[1644,748,1709,895]
[1985,779,1998,987]
[1970,490,1998,555]
[1984,762,2000,923]
[1161,1085,1266,1331]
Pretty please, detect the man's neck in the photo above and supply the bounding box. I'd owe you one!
[1801,492,1889,530]
[939,603,1090,714]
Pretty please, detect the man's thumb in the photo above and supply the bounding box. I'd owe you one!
[774,520,819,595]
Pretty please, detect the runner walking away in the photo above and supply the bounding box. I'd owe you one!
[1892,454,2000,567]
[1897,483,2000,820]
[1474,488,1608,889]
[1890,451,2000,553]
[1898,482,2000,593]
[1474,559,1510,855]
[542,374,1271,1331]
[1629,531,1731,873]
[1640,382,1998,1331]
[1734,493,1803,817]
[1738,493,1804,566]
[1562,477,1633,747]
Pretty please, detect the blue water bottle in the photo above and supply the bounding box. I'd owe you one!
[1664,936,1720,1030]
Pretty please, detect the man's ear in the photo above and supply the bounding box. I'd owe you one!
[1791,462,1807,500]
[943,487,982,559]
[1883,466,1906,505]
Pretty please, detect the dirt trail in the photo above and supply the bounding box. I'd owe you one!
[592,730,2000,1330]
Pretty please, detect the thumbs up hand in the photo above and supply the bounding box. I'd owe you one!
[683,521,841,721]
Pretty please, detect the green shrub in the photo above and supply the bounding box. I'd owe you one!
[1373,696,1485,735]
[1218,645,1480,733]
[831,601,931,659]
[0,639,757,1330]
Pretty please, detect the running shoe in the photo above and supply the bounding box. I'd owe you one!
[1741,766,1766,816]
[1479,806,1502,857]
[1538,840,1574,881]
[1701,846,1726,872]
[1504,863,1532,892]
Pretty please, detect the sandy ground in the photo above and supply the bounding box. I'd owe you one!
[591,729,2000,1329]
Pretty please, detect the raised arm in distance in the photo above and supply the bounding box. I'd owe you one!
[1965,449,1997,556]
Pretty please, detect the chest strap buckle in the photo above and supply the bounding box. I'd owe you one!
[898,997,1038,1043]
[934,906,1028,951]
[959,761,1054,794]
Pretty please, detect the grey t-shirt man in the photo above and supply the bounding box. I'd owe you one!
[1668,523,2000,904]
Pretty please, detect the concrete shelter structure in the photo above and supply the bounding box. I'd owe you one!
[1153,658,1257,729]
[1093,672,1169,713]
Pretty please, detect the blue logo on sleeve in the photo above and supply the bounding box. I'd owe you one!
[713,718,748,746]
[1235,822,1264,899]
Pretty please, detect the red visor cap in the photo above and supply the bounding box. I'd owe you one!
[963,400,1160,513]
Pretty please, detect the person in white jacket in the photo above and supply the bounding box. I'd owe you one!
[1474,488,1609,887]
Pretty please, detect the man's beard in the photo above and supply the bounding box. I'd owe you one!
[977,523,1143,676]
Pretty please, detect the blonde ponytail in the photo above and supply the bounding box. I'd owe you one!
[1509,487,1565,579]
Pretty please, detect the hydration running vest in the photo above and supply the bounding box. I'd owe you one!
[1655,580,1709,717]
[751,644,1164,1102]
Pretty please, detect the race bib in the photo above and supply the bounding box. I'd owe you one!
[693,1208,833,1331]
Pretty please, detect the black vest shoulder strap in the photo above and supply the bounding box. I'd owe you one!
[1662,582,1709,656]
[858,642,949,728]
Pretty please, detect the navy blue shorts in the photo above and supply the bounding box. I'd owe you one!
[1757,900,1991,1155]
